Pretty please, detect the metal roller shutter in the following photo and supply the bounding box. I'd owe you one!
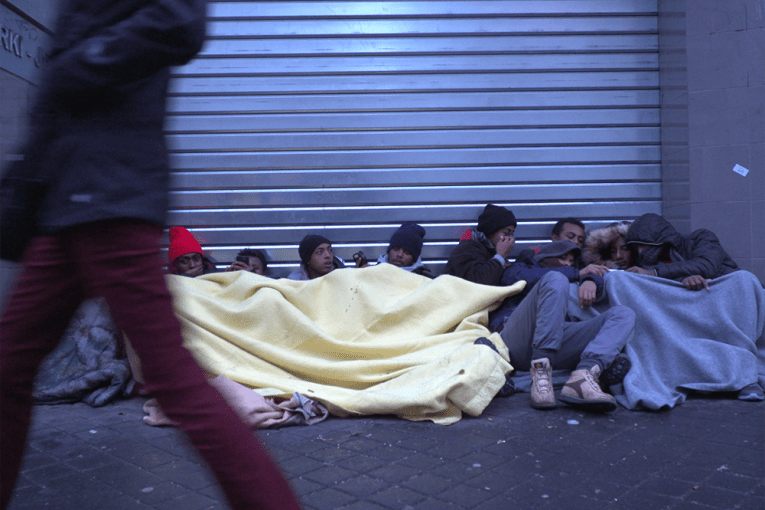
[166,0,660,275]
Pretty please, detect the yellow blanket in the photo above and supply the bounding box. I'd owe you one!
[167,264,525,425]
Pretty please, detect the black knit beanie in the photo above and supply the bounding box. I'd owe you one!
[387,222,426,261]
[299,235,331,265]
[477,204,517,236]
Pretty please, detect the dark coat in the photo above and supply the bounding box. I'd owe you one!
[20,0,206,233]
[625,213,738,280]
[443,229,505,285]
[489,248,603,332]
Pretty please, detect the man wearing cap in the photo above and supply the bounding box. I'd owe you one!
[374,222,434,278]
[444,204,517,285]
[288,234,346,280]
[494,240,635,412]
[167,226,219,277]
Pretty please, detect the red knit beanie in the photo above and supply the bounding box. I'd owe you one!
[168,227,203,263]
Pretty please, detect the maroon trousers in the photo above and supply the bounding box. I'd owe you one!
[0,221,301,510]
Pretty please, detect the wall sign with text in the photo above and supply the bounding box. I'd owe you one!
[1,4,50,84]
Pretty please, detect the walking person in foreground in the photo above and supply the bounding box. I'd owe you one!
[0,2,301,509]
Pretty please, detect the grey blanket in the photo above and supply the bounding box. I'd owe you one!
[33,298,132,407]
[604,271,765,410]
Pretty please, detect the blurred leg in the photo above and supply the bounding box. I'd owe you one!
[69,220,300,510]
[0,237,84,509]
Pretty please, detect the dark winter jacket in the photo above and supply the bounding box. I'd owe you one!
[489,248,604,332]
[20,0,207,233]
[625,213,738,280]
[443,229,505,285]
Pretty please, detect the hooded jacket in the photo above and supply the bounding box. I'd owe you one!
[582,222,631,269]
[16,0,207,233]
[625,213,738,280]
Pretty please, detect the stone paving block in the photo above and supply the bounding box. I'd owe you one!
[302,464,358,485]
[400,472,452,495]
[395,452,448,471]
[337,436,387,453]
[335,474,389,497]
[460,467,524,492]
[365,444,413,462]
[705,471,761,494]
[638,475,697,498]
[17,451,60,472]
[150,490,222,510]
[89,461,166,494]
[611,486,680,510]
[686,484,746,508]
[287,476,324,497]
[394,436,441,452]
[367,462,421,483]
[27,430,92,461]
[435,483,494,508]
[337,500,389,510]
[114,445,183,470]
[306,445,358,465]
[333,453,388,473]
[21,460,80,484]
[131,480,194,506]
[454,450,508,471]
[413,496,467,509]
[362,426,412,444]
[270,453,326,477]
[64,447,124,471]
[146,458,218,490]
[303,487,356,510]
[368,485,427,508]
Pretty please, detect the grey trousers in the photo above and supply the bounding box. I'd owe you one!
[500,271,635,371]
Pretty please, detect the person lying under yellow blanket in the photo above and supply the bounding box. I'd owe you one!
[161,263,523,425]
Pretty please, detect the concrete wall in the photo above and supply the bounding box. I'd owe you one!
[659,0,765,284]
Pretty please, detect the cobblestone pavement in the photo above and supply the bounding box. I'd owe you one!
[7,392,764,510]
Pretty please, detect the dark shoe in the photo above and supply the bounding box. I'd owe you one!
[474,338,514,398]
[474,337,499,354]
[601,353,631,390]
[560,365,617,412]
[497,376,515,398]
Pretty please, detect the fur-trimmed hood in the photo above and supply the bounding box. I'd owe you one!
[582,222,631,268]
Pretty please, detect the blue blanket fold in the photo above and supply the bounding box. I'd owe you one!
[603,271,765,410]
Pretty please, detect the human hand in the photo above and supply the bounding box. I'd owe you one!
[226,261,252,272]
[626,266,655,276]
[579,264,609,278]
[495,235,515,259]
[682,275,709,291]
[579,280,597,308]
[183,266,204,277]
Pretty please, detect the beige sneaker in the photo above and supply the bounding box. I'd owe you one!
[559,365,617,412]
[530,358,556,409]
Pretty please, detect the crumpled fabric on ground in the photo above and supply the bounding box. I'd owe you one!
[143,375,329,428]
[33,297,131,407]
[166,264,523,424]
